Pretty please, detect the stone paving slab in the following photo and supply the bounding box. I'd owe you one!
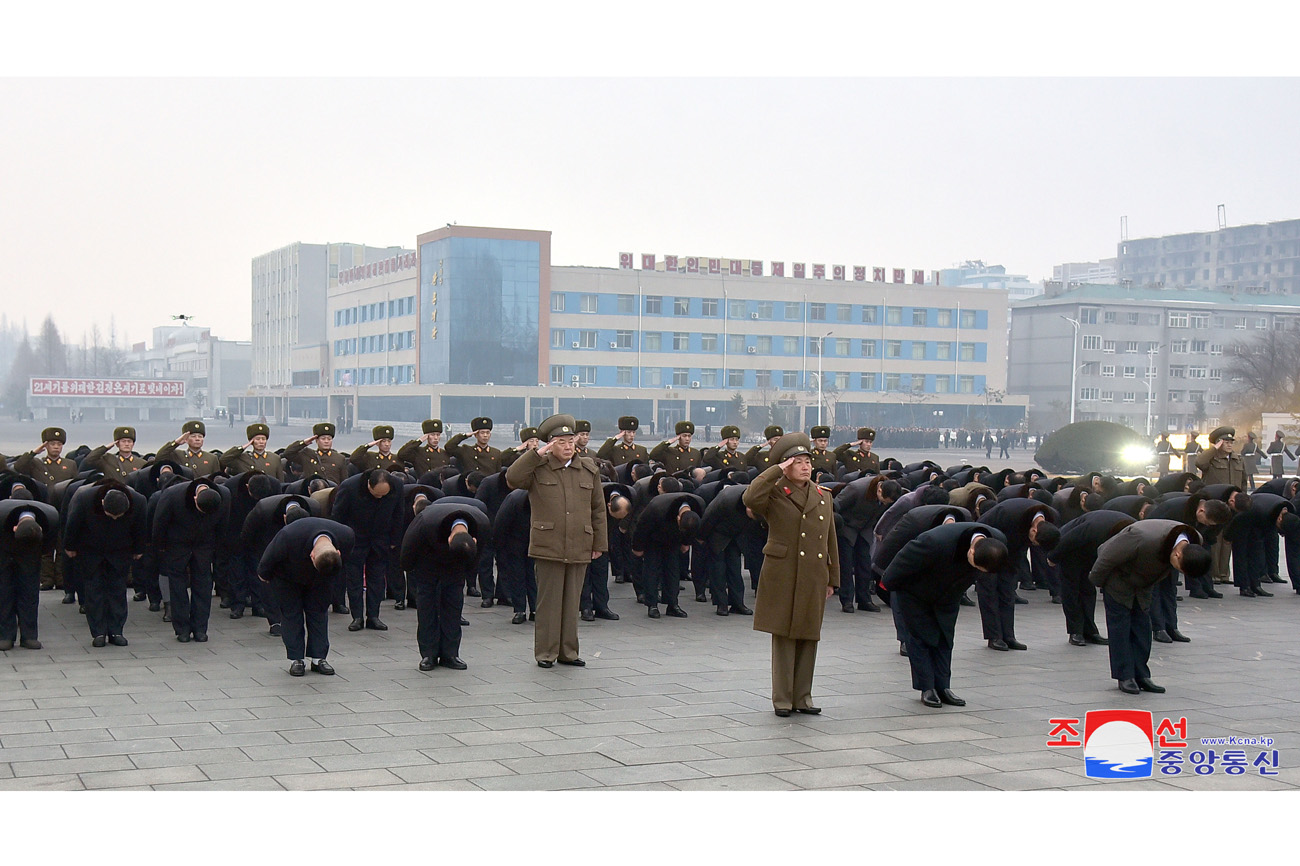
[1,571,1297,790]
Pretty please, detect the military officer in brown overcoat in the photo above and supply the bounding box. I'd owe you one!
[808,426,836,476]
[350,425,402,472]
[397,419,450,476]
[506,414,608,668]
[219,423,285,480]
[156,421,221,477]
[649,421,703,474]
[742,433,839,716]
[283,422,348,485]
[835,427,880,474]
[446,417,504,474]
[1196,426,1248,585]
[597,416,649,467]
[744,425,785,470]
[83,426,147,482]
[703,425,746,471]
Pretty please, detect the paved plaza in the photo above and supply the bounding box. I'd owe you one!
[1,571,1297,791]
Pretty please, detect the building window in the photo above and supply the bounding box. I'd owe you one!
[645,296,662,315]
[727,334,745,354]
[1100,391,1114,402]
[810,303,826,321]
[700,368,718,387]
[1125,341,1139,353]
[1082,362,1100,375]
[580,294,598,314]
[1209,368,1222,380]
[1257,317,1269,329]
[700,333,718,353]
[1191,340,1208,353]
[785,301,801,319]
[1082,335,1102,350]
[782,370,797,388]
[809,339,822,357]
[672,332,689,351]
[616,366,632,386]
[578,366,597,385]
[863,306,878,324]
[701,298,718,317]
[783,336,799,354]
[643,332,662,351]
[579,330,598,349]
[617,294,636,315]
[615,329,633,349]
[1190,313,1209,329]
[911,342,926,360]
[837,304,852,322]
[835,338,850,356]
[550,330,565,349]
[1103,340,1116,354]
[959,342,976,361]
[1171,340,1188,353]
[960,309,977,328]
[728,299,746,319]
[1123,392,1136,403]
[1080,387,1100,401]
[550,365,565,384]
[1169,365,1186,378]
[935,375,951,393]
[1080,308,1099,324]
[552,294,566,312]
[936,342,951,360]
[673,368,689,387]
[756,335,773,354]
[1168,390,1183,403]
[885,373,902,391]
[863,340,878,358]
[1188,366,1208,379]
[673,297,689,316]
[958,375,975,393]
[728,368,744,387]
[1208,393,1221,405]
[1104,311,1117,324]
[1168,311,1188,328]
[1123,366,1137,378]
[1101,365,1115,377]
[886,307,902,325]
[912,309,928,327]
[886,340,902,358]
[757,301,774,319]
[1235,317,1247,330]
[643,367,661,386]
[1127,312,1140,325]
[754,369,771,388]
[936,309,952,327]
[861,372,877,390]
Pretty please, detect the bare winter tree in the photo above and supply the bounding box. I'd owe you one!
[1223,328,1300,414]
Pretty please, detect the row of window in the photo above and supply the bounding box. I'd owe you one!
[1077,308,1300,331]
[1081,363,1222,380]
[332,296,417,327]
[333,365,416,386]
[548,365,979,393]
[1081,337,1227,355]
[1079,388,1221,405]
[551,293,983,328]
[333,331,417,356]
[550,329,982,360]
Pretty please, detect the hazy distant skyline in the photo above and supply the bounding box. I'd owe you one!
[3,76,1298,346]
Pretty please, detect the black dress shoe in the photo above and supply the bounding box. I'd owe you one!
[62,592,76,604]
[527,612,535,621]
[461,616,471,626]
[859,600,881,612]
[938,689,966,707]
[899,642,909,657]
[987,638,1009,651]
[394,601,406,610]
[419,657,436,671]
[148,602,161,612]
[959,592,975,606]
[1014,594,1028,605]
[557,658,585,667]
[1069,634,1087,646]
[162,603,171,623]
[440,657,468,670]
[348,618,364,631]
[716,605,730,616]
[1206,589,1223,598]
[774,708,792,717]
[1020,584,1037,591]
[0,640,12,651]
[1188,591,1209,599]
[695,592,708,603]
[109,635,128,647]
[1254,586,1273,597]
[730,605,753,615]
[269,623,282,636]
[647,606,661,619]
[78,604,86,614]
[481,599,494,608]
[1269,574,1287,583]
[133,591,147,602]
[635,594,646,605]
[512,612,527,624]
[218,599,230,609]
[1168,629,1191,642]
[537,660,554,668]
[1153,629,1173,643]
[842,602,855,613]
[20,638,42,650]
[1051,595,1062,604]
[1118,678,1140,695]
[229,609,244,620]
[1136,676,1166,693]
[666,606,688,618]
[921,689,943,708]
[92,635,107,648]
[333,604,350,615]
[177,634,191,643]
[614,575,626,584]
[290,660,306,676]
[311,659,335,675]
[1240,588,1257,597]
[193,633,208,643]
[466,587,481,597]
[595,609,620,621]
[365,617,388,630]
[795,706,822,714]
[1084,634,1109,645]
[581,609,596,621]
[1005,639,1027,650]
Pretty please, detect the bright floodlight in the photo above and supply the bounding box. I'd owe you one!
[1121,444,1153,466]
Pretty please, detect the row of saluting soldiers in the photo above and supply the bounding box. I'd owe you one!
[0,416,1293,707]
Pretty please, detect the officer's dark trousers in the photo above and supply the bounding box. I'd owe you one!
[1231,534,1257,590]
[1103,591,1152,681]
[838,534,874,607]
[83,557,130,639]
[888,586,910,643]
[0,552,40,642]
[167,559,213,638]
[1013,546,1034,590]
[976,562,1019,642]
[610,528,630,581]
[135,550,161,605]
[689,543,707,597]
[475,539,498,600]
[344,541,386,619]
[414,572,465,661]
[581,552,610,613]
[499,550,537,615]
[386,544,404,601]
[1030,545,1060,596]
[1059,563,1101,637]
[898,594,954,691]
[642,545,682,608]
[272,578,330,661]
[709,540,746,610]
[1149,574,1179,633]
[63,547,85,603]
[739,526,765,590]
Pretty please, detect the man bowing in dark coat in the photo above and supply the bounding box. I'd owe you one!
[401,499,491,672]
[258,514,354,676]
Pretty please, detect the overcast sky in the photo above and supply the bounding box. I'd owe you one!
[4,15,1298,348]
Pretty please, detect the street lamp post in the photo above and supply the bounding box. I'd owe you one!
[1144,343,1161,437]
[1059,315,1080,425]
[815,330,833,427]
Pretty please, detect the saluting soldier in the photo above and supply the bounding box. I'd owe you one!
[84,426,147,482]
[446,417,504,474]
[573,420,593,458]
[744,425,785,470]
[808,426,836,475]
[156,420,221,477]
[350,425,402,473]
[282,422,348,485]
[14,427,79,488]
[649,421,703,474]
[703,425,746,471]
[397,419,450,476]
[501,426,540,469]
[597,416,649,467]
[836,427,880,474]
[219,422,285,480]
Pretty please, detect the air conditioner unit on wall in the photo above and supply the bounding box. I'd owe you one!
[609,342,618,349]
[750,312,759,319]
[690,382,701,389]
[571,342,580,349]
[746,346,757,354]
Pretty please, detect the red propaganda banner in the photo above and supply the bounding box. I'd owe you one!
[854,266,866,281]
[750,260,762,276]
[771,262,784,277]
[832,265,845,280]
[873,267,886,282]
[30,377,186,398]
[641,254,656,270]
[729,259,743,275]
[708,258,721,274]
[686,257,700,273]
[793,263,806,279]
[664,255,678,272]
[913,269,925,284]
[893,268,905,283]
[812,264,825,279]
[619,253,634,269]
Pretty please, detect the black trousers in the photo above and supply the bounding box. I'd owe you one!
[166,554,213,638]
[739,528,765,591]
[83,557,130,638]
[386,544,404,600]
[688,543,707,596]
[135,549,161,605]
[898,594,955,691]
[414,573,466,661]
[498,550,537,615]
[709,540,747,609]
[475,539,499,600]
[581,552,610,613]
[888,587,909,642]
[642,545,682,608]
[1030,545,1060,596]
[62,546,85,603]
[838,534,874,607]
[1103,591,1152,681]
[609,527,628,578]
[344,541,387,619]
[1059,563,1101,637]
[1149,573,1179,633]
[976,564,1019,642]
[0,551,40,642]
[272,578,331,661]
